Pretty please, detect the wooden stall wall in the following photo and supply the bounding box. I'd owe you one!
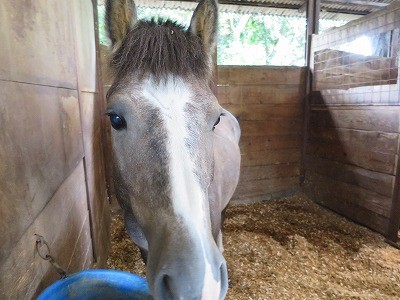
[218,66,306,204]
[0,1,110,298]
[304,2,400,243]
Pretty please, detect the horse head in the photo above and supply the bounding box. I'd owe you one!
[105,1,230,299]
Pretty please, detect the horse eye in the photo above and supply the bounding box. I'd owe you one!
[108,113,126,130]
[213,115,221,130]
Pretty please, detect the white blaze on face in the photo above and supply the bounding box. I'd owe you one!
[202,259,221,300]
[141,77,221,299]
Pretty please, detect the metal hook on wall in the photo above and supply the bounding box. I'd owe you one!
[34,234,67,279]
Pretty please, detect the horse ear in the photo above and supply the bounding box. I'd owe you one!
[105,0,137,48]
[189,0,218,56]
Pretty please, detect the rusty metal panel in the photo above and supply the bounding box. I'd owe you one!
[72,0,97,93]
[0,0,77,88]
[0,81,84,268]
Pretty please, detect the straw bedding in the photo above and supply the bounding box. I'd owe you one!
[107,193,400,299]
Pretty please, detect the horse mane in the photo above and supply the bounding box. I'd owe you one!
[109,19,210,82]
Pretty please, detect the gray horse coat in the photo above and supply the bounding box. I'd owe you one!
[124,110,241,253]
[105,0,240,299]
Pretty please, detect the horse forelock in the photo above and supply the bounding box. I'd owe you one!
[109,19,210,82]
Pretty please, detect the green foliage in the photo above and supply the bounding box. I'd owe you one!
[97,5,108,45]
[243,15,279,63]
[96,4,348,66]
[137,7,192,26]
[97,5,191,46]
[218,13,307,66]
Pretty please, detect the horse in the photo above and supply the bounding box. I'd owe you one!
[105,0,241,299]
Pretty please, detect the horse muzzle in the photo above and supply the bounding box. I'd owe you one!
[146,229,228,300]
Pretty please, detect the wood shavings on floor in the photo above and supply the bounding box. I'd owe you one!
[107,193,400,299]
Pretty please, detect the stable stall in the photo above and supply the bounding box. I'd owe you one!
[0,0,399,299]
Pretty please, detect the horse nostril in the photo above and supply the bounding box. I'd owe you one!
[161,274,174,300]
[219,261,229,299]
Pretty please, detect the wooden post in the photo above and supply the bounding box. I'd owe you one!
[300,0,320,185]
[387,114,400,247]
[92,0,114,201]
[387,161,400,248]
[305,0,320,62]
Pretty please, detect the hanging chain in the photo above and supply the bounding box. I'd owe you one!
[34,234,67,279]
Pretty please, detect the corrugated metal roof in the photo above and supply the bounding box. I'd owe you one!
[100,1,396,21]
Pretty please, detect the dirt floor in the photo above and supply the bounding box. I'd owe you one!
[107,193,400,300]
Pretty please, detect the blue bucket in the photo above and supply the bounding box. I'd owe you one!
[37,269,152,300]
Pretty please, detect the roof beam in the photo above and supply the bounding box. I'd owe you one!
[218,0,389,15]
[321,0,389,8]
[141,0,391,16]
[217,0,301,10]
[299,1,307,13]
[166,0,389,8]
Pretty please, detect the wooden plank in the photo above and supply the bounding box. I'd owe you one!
[309,127,398,155]
[67,216,93,273]
[309,107,400,132]
[101,86,116,197]
[231,188,298,205]
[306,141,396,174]
[0,162,89,299]
[72,0,97,93]
[241,149,301,167]
[0,81,84,265]
[0,0,76,88]
[84,143,110,266]
[312,2,400,50]
[310,91,324,105]
[100,45,113,86]
[224,103,302,121]
[301,0,318,185]
[305,171,392,218]
[94,4,114,206]
[79,92,102,166]
[60,92,85,165]
[305,156,394,197]
[240,119,302,136]
[240,164,300,182]
[92,199,111,268]
[314,49,396,90]
[387,140,400,243]
[240,135,301,153]
[217,66,307,85]
[34,209,92,298]
[233,176,299,200]
[34,214,94,299]
[78,92,110,265]
[218,85,242,105]
[304,172,390,235]
[219,85,304,105]
[310,86,400,106]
